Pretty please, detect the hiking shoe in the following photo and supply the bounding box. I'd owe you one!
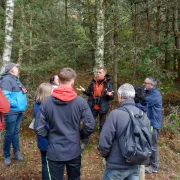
[145,166,153,174]
[4,158,11,166]
[14,151,24,161]
[145,166,158,174]
[152,169,158,173]
[81,143,87,151]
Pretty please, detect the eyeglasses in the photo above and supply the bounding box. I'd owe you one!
[143,82,151,85]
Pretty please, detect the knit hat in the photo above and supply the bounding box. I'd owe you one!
[4,63,19,73]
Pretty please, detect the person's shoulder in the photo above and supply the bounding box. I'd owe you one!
[75,95,87,102]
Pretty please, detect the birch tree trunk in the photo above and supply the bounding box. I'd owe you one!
[1,0,15,73]
[94,0,105,71]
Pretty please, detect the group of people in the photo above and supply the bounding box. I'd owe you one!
[0,63,162,180]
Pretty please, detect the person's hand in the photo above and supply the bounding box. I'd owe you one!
[76,86,85,92]
[106,90,114,96]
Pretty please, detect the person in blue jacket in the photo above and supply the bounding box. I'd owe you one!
[34,82,52,180]
[143,77,162,174]
[0,63,27,166]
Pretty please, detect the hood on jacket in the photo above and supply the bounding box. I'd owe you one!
[52,86,77,102]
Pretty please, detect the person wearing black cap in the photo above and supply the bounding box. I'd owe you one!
[0,63,27,166]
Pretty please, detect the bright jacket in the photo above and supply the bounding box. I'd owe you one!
[83,74,114,114]
[145,88,162,129]
[34,102,48,151]
[34,86,95,161]
[0,89,10,131]
[0,74,27,113]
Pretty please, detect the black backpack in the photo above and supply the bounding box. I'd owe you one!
[119,107,152,165]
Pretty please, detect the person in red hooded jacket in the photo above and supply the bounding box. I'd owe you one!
[34,67,95,180]
[0,88,10,132]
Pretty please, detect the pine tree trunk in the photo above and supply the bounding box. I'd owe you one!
[1,0,15,72]
[173,3,180,80]
[65,0,68,28]
[18,5,25,64]
[156,5,161,66]
[165,7,170,70]
[29,15,32,65]
[113,2,119,94]
[94,0,105,71]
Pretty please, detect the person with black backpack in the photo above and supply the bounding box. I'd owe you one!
[98,83,152,180]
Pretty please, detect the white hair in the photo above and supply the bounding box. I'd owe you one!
[117,83,135,99]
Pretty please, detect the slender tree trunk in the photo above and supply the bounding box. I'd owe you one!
[87,0,95,69]
[113,2,119,94]
[1,0,15,73]
[145,0,151,43]
[29,14,32,64]
[156,5,161,65]
[18,5,25,64]
[173,3,180,79]
[94,0,105,71]
[65,0,68,28]
[165,7,170,70]
[132,2,138,78]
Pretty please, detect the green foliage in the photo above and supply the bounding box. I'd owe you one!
[163,106,180,134]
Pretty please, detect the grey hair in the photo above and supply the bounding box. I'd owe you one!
[147,76,157,86]
[117,83,135,99]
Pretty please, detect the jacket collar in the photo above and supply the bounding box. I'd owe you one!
[119,99,135,108]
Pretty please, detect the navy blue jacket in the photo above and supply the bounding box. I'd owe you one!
[99,100,151,169]
[146,88,162,129]
[34,95,95,161]
[0,74,27,113]
[34,102,48,151]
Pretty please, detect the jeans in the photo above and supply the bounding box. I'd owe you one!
[3,113,24,158]
[103,166,140,180]
[47,155,81,180]
[150,129,159,171]
[41,151,50,180]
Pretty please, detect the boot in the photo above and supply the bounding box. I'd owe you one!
[14,151,24,161]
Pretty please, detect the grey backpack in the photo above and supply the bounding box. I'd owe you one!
[119,107,152,165]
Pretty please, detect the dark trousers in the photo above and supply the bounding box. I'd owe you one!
[93,110,106,131]
[47,155,81,180]
[150,129,159,171]
[41,151,50,180]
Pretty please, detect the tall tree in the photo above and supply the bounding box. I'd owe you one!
[1,0,15,72]
[95,0,105,70]
[173,1,180,80]
[113,1,119,93]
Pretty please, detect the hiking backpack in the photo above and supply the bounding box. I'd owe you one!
[119,107,152,165]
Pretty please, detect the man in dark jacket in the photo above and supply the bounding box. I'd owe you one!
[0,63,27,166]
[143,76,162,174]
[34,68,95,180]
[76,66,114,132]
[99,83,150,180]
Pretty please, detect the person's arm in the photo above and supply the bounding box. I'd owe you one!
[80,99,95,139]
[1,80,19,108]
[98,112,116,158]
[34,103,48,137]
[0,89,10,113]
[105,82,114,101]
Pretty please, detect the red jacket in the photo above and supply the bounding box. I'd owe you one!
[0,89,10,131]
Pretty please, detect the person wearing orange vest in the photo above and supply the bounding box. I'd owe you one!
[77,66,114,135]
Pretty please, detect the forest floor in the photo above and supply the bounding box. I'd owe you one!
[0,128,179,180]
[0,73,180,180]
